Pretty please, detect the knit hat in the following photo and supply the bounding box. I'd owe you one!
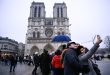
[67,42,76,48]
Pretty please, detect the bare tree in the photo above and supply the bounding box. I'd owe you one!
[104,36,110,52]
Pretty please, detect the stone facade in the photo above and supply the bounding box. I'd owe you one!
[25,2,71,55]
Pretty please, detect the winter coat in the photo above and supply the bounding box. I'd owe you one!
[33,54,39,66]
[51,55,62,68]
[10,55,17,65]
[40,52,51,75]
[64,48,82,75]
[79,43,100,75]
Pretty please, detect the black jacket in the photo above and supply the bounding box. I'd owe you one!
[64,48,82,75]
[33,54,39,66]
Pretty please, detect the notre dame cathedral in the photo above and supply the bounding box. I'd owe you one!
[25,1,71,55]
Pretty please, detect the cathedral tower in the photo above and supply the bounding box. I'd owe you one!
[25,2,71,55]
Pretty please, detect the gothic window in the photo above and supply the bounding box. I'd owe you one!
[33,31,36,38]
[1,44,3,49]
[61,7,63,17]
[34,6,37,17]
[37,32,40,38]
[38,7,41,17]
[57,7,59,17]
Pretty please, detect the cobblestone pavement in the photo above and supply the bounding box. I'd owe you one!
[0,59,110,75]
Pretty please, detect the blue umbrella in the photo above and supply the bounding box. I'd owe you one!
[52,35,71,43]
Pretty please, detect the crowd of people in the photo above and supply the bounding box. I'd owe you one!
[31,35,102,75]
[0,35,103,75]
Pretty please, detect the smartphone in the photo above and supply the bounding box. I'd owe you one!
[93,35,100,44]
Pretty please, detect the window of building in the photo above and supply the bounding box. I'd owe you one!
[38,7,41,17]
[61,7,63,17]
[34,6,37,17]
[33,32,36,38]
[37,32,40,38]
[57,7,59,17]
[4,44,8,49]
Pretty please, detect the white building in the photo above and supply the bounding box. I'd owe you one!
[25,2,71,55]
[0,36,18,55]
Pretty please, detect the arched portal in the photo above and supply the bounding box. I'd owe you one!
[44,43,54,53]
[30,46,39,55]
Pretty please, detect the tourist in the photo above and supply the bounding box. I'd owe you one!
[32,52,40,75]
[39,49,51,75]
[64,42,82,75]
[51,50,63,75]
[77,35,102,75]
[9,54,18,72]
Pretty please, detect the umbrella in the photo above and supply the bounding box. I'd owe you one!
[52,35,71,43]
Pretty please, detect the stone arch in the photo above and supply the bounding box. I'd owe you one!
[44,43,54,53]
[30,46,39,55]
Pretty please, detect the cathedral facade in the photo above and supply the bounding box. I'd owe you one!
[25,2,71,55]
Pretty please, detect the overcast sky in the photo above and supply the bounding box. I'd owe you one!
[0,0,110,48]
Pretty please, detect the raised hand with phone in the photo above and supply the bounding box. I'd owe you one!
[95,35,102,44]
[93,35,102,45]
[79,35,102,75]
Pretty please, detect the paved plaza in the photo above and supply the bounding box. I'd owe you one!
[96,59,110,75]
[0,59,110,75]
[0,63,35,75]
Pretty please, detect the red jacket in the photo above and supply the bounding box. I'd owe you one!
[51,55,62,68]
